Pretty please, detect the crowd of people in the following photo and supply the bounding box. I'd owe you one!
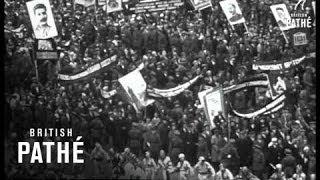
[4,0,316,179]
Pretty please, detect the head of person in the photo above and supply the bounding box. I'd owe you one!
[178,153,185,161]
[228,4,237,15]
[33,3,48,26]
[198,156,205,164]
[159,149,166,158]
[145,151,151,158]
[276,7,286,20]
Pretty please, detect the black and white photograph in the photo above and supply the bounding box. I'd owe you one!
[4,0,317,179]
[26,0,58,39]
[270,4,294,31]
[219,0,245,25]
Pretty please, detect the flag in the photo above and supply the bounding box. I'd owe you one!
[219,0,245,25]
[203,87,225,129]
[118,69,154,112]
[270,4,294,31]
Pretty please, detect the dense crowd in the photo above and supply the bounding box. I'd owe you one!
[4,0,316,179]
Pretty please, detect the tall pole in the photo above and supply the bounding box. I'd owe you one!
[33,43,39,83]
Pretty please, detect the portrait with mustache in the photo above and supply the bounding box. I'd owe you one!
[33,3,52,39]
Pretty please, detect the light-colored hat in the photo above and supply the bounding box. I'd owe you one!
[198,156,205,161]
[276,164,282,169]
[178,153,185,159]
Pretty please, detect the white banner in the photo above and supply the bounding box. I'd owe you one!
[293,32,308,46]
[270,4,294,31]
[223,80,269,94]
[252,53,315,71]
[26,0,58,39]
[193,0,212,10]
[58,55,117,81]
[106,0,122,13]
[263,102,284,115]
[219,0,245,25]
[119,70,155,111]
[148,76,200,98]
[203,88,225,129]
[74,0,96,7]
[232,94,286,119]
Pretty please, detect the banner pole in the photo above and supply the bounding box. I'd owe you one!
[227,114,230,142]
[281,30,289,44]
[243,23,250,36]
[33,43,40,83]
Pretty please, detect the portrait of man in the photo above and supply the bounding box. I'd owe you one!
[108,0,119,8]
[228,3,243,22]
[270,4,293,31]
[275,7,288,28]
[220,0,245,25]
[27,0,58,39]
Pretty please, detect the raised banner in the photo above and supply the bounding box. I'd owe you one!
[74,0,96,7]
[231,94,286,119]
[270,4,294,31]
[106,0,122,13]
[58,55,117,81]
[147,76,200,98]
[118,70,155,111]
[203,87,225,129]
[129,0,184,13]
[252,52,315,71]
[219,0,245,25]
[293,32,308,46]
[197,87,213,109]
[26,0,58,39]
[193,0,212,10]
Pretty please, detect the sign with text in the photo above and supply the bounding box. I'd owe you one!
[129,0,184,13]
[293,32,308,46]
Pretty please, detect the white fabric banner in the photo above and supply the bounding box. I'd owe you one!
[193,0,212,10]
[148,76,200,98]
[270,4,294,31]
[74,0,95,7]
[203,88,225,129]
[26,0,58,39]
[223,80,269,94]
[106,0,122,13]
[58,55,117,81]
[252,53,315,71]
[232,94,286,119]
[219,0,245,25]
[119,69,155,111]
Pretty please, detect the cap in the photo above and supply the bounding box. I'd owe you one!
[271,137,278,142]
[178,153,185,159]
[198,156,205,161]
[276,164,282,169]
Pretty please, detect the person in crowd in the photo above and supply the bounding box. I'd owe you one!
[215,163,234,180]
[175,153,193,180]
[194,156,215,180]
[157,149,174,180]
[142,151,157,180]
